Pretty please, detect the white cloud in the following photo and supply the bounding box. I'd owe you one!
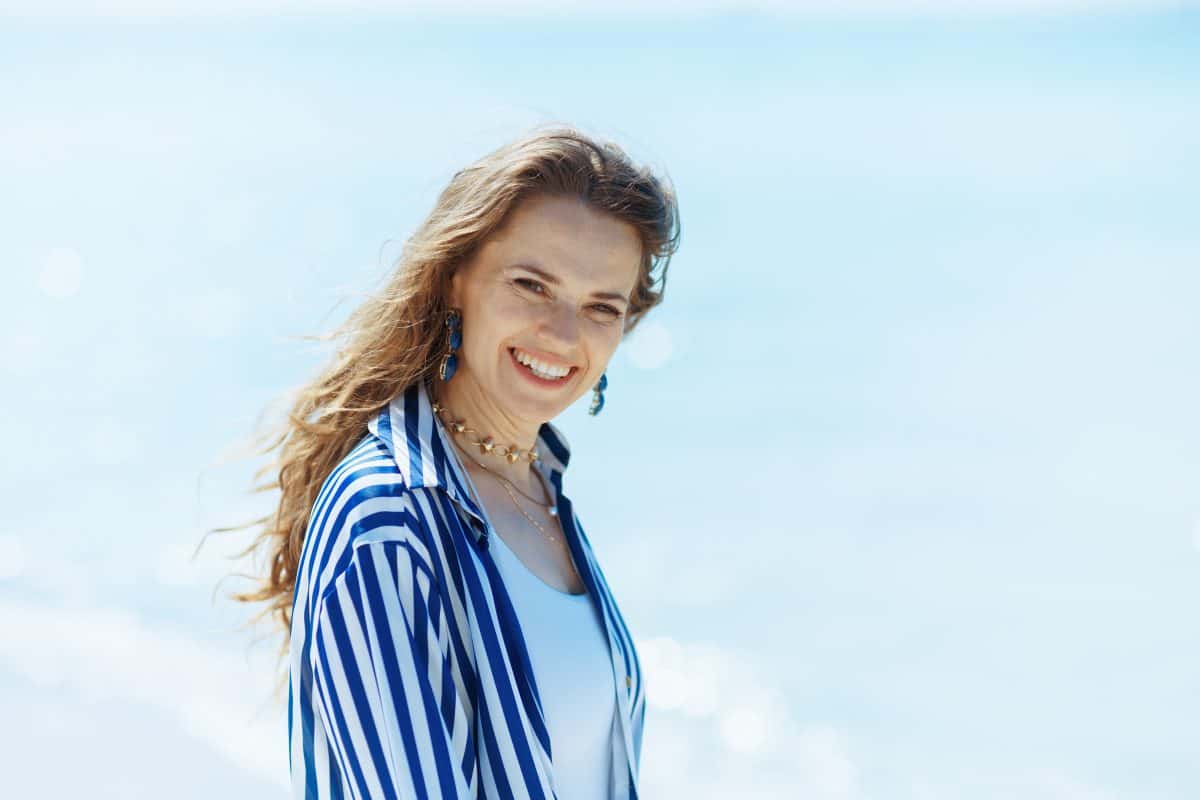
[638,634,861,799]
[0,600,288,790]
[0,684,288,799]
[718,700,771,754]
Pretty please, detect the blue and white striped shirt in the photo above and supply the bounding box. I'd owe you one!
[288,379,646,799]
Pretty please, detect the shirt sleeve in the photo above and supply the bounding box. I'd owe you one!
[310,535,477,800]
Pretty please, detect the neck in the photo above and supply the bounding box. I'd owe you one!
[429,374,543,490]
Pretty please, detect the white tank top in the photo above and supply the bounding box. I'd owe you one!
[488,529,616,800]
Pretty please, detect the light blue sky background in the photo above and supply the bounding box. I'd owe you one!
[2,2,1198,798]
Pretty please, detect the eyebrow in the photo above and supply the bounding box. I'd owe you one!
[510,263,631,305]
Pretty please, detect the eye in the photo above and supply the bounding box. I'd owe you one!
[514,278,546,295]
[591,304,623,317]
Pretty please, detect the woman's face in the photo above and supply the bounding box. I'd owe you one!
[448,193,643,425]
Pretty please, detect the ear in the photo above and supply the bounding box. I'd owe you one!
[448,268,463,309]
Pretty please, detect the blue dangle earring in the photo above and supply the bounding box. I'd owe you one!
[439,308,462,381]
[588,371,608,416]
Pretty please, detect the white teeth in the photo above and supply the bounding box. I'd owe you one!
[513,348,570,379]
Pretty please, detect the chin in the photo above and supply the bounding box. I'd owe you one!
[508,391,571,425]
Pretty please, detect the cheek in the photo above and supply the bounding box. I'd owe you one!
[463,293,523,351]
[587,327,622,368]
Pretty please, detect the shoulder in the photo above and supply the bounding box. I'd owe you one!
[299,431,434,614]
[311,431,416,534]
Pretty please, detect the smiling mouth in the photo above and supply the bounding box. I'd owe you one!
[508,347,577,384]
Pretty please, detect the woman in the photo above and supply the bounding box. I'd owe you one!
[231,126,680,800]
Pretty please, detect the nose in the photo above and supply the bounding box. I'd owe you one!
[537,300,581,352]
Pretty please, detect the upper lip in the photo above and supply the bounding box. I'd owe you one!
[510,345,576,370]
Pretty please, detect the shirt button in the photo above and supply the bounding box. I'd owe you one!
[625,675,632,688]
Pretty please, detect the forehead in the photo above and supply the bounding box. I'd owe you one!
[479,194,643,291]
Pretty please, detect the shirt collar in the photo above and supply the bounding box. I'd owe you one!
[367,379,572,519]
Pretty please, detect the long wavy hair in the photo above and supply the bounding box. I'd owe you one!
[212,124,680,670]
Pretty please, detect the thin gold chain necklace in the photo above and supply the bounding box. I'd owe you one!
[493,473,559,543]
[469,446,557,514]
[453,439,561,543]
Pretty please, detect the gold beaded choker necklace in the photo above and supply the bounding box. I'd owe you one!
[429,399,540,465]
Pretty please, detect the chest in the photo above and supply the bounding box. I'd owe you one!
[471,484,586,595]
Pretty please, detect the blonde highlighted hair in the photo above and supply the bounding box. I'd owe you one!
[213,125,681,665]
